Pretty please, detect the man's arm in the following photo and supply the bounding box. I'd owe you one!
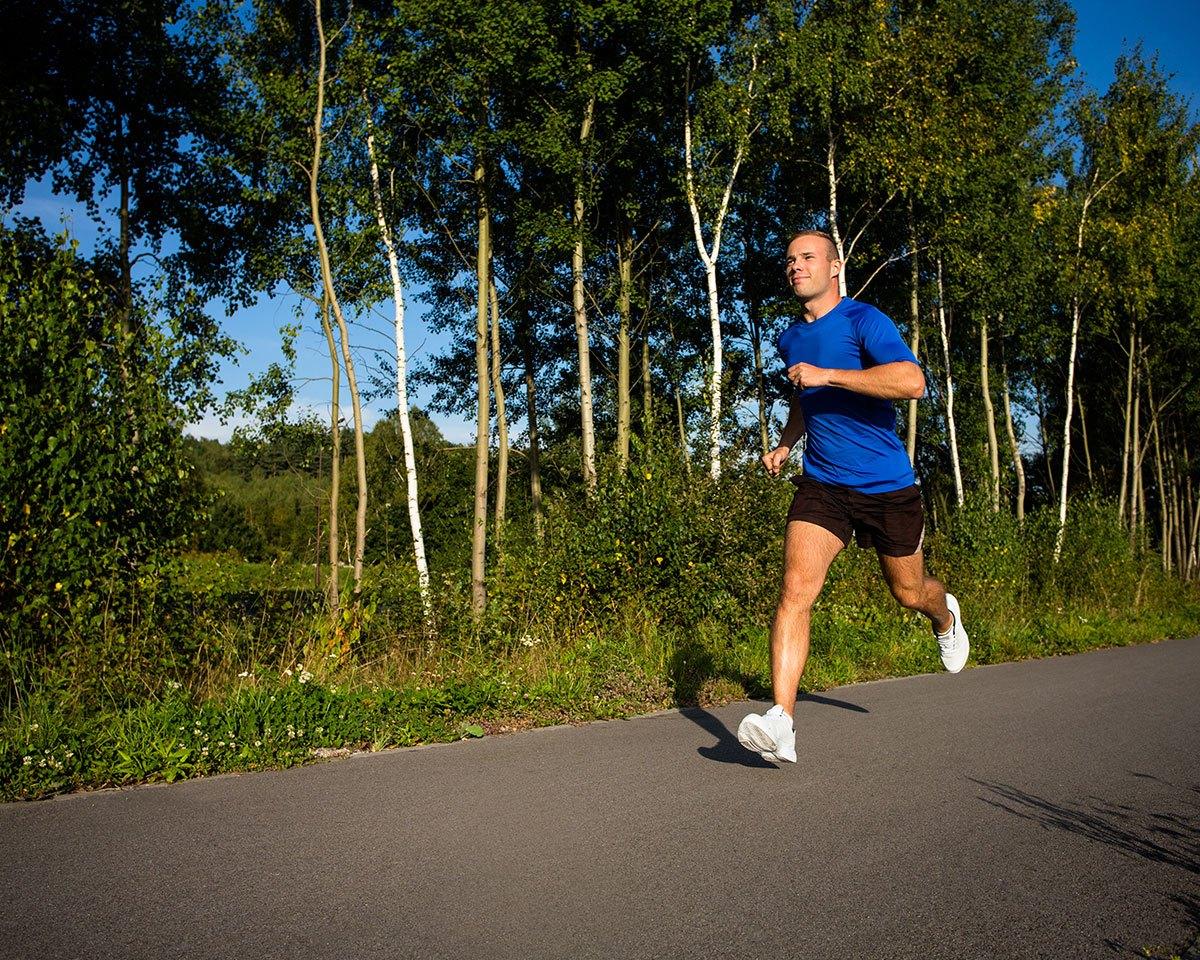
[762,395,806,476]
[786,360,924,400]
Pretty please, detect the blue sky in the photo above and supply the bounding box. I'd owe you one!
[9,0,1198,446]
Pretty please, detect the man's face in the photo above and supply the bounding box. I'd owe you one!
[785,235,840,301]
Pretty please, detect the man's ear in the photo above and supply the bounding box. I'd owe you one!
[830,259,842,278]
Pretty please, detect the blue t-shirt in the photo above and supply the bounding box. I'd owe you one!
[777,297,918,494]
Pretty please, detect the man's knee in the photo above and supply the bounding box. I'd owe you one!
[779,574,820,612]
[889,581,924,610]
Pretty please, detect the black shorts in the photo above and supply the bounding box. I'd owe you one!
[786,475,925,557]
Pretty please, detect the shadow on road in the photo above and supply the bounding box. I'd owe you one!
[970,776,1199,876]
[974,777,1200,957]
[685,692,870,766]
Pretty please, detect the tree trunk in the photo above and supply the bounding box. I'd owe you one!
[1053,293,1083,560]
[980,316,1000,512]
[521,322,543,541]
[935,259,963,507]
[642,331,652,440]
[471,158,491,617]
[1000,344,1025,523]
[1130,364,1141,547]
[573,95,597,493]
[1077,391,1094,487]
[905,212,919,464]
[616,221,633,472]
[1119,323,1136,523]
[826,133,848,297]
[752,315,769,458]
[309,0,365,608]
[365,108,431,616]
[1150,405,1167,571]
[675,380,690,475]
[319,291,341,612]
[683,63,753,481]
[489,278,508,544]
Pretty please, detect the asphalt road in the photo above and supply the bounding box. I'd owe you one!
[2,637,1198,960]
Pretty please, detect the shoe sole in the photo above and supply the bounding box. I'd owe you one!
[738,716,797,763]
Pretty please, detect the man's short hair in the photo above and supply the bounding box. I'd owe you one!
[787,230,839,260]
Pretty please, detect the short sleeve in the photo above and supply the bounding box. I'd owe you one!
[855,306,919,367]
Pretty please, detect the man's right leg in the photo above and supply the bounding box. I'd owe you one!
[738,521,844,763]
[771,520,846,716]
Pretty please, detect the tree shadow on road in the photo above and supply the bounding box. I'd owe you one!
[970,776,1200,876]
[685,693,870,767]
[973,777,1200,957]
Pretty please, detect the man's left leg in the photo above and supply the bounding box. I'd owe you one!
[878,551,969,672]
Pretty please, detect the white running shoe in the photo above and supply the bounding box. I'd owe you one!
[936,593,969,673]
[737,704,796,763]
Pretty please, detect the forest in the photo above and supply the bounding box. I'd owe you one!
[2,0,1199,798]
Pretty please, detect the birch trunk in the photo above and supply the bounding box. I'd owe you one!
[309,0,365,606]
[616,223,632,471]
[980,316,1000,512]
[1119,323,1136,523]
[573,95,597,493]
[1000,345,1025,523]
[935,259,963,507]
[683,59,755,480]
[364,110,431,615]
[471,158,491,617]
[1054,293,1083,561]
[1056,180,1109,559]
[826,133,848,297]
[1130,365,1141,546]
[905,213,919,464]
[1151,409,1167,571]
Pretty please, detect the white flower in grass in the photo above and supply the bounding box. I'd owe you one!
[519,634,541,648]
[22,756,31,766]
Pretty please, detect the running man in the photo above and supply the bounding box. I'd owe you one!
[737,230,968,764]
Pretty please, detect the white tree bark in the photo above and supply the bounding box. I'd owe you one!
[683,58,756,480]
[573,95,597,493]
[364,113,431,617]
[905,216,919,465]
[826,135,847,297]
[981,317,1000,512]
[1000,349,1025,523]
[936,259,963,507]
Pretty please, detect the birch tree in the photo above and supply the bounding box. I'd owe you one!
[682,30,762,480]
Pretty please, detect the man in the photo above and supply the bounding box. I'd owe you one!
[737,230,968,764]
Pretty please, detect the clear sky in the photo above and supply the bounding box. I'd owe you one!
[9,0,1198,446]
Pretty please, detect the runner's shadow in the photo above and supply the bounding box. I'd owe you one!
[687,693,870,766]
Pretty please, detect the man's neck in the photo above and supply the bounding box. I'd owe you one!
[802,291,843,323]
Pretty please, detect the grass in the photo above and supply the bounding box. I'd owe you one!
[4,543,1199,802]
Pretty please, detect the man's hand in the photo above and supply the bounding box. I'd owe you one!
[762,445,791,477]
[787,362,832,390]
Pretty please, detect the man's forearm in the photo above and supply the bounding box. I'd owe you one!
[823,361,925,399]
[777,398,806,451]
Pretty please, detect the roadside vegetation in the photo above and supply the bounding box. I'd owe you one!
[4,0,1200,800]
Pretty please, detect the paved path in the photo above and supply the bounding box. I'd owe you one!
[2,638,1198,960]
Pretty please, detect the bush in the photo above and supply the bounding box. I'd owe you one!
[0,227,203,678]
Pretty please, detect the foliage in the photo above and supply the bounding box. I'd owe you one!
[0,227,204,676]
